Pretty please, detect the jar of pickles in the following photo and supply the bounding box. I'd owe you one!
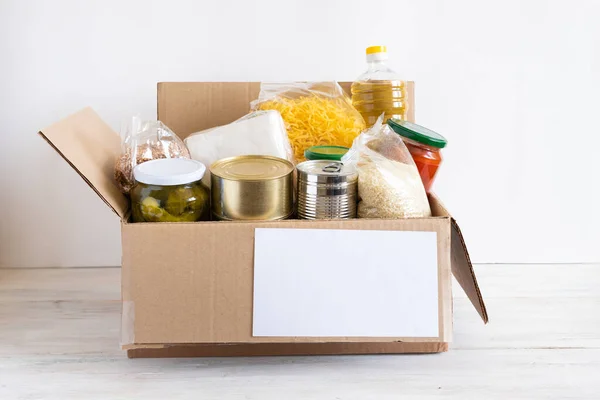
[131,159,210,222]
[387,119,448,192]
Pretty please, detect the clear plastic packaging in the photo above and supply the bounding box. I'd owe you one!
[184,110,294,187]
[114,116,190,194]
[251,82,366,161]
[342,115,431,219]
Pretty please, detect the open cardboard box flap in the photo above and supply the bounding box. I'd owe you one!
[38,107,128,219]
[37,84,487,325]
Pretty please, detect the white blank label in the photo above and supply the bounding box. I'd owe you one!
[252,228,439,338]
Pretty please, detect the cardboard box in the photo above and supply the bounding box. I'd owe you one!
[39,82,487,358]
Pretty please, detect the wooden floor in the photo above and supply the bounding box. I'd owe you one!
[1,264,599,399]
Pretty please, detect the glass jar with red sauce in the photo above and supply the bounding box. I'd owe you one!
[387,119,448,192]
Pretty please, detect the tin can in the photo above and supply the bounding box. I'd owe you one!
[210,155,294,221]
[296,160,358,219]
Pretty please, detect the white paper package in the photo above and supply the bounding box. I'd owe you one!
[184,110,294,187]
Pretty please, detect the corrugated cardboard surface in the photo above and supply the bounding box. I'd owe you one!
[38,81,486,356]
[126,341,449,358]
[157,82,415,139]
[38,108,128,218]
[120,215,453,345]
[451,220,488,322]
[157,82,261,140]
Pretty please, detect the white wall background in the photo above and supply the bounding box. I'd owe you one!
[1,0,598,267]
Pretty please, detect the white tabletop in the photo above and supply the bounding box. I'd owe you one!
[1,264,599,399]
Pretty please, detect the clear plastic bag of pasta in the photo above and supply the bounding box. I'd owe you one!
[342,115,431,219]
[251,82,366,162]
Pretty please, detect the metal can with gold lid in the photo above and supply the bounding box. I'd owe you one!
[296,160,358,220]
[210,155,294,221]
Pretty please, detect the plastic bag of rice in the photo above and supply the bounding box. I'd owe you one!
[342,115,431,219]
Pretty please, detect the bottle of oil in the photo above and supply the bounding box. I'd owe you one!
[351,46,408,127]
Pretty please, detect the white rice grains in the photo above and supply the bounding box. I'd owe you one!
[357,157,431,219]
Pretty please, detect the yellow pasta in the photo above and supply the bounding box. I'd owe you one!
[257,96,366,161]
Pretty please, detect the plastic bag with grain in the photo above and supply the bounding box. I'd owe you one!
[251,82,366,162]
[342,115,431,219]
[114,116,190,194]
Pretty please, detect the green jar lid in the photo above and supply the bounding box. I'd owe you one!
[304,145,350,161]
[387,119,448,149]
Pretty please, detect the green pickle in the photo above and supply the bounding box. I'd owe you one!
[131,181,210,223]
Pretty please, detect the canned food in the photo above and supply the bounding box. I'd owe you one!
[210,155,294,221]
[296,160,358,220]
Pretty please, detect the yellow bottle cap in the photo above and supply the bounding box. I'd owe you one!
[366,46,387,55]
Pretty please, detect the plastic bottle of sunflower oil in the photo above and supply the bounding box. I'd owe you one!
[351,46,409,127]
